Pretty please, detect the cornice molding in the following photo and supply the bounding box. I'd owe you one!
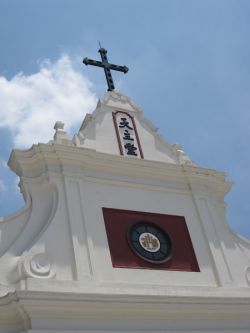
[8,143,231,198]
[13,289,250,321]
[1,288,250,332]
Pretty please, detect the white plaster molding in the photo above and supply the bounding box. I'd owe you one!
[0,170,58,286]
[12,290,250,332]
[0,184,32,257]
[2,183,57,257]
[7,144,231,200]
[18,249,56,281]
[1,288,250,332]
[98,90,142,113]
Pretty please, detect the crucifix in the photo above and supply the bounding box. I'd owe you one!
[83,47,129,91]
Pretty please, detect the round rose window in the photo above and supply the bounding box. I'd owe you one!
[128,223,172,263]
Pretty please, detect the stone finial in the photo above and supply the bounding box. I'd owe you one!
[54,121,65,131]
[173,144,195,166]
[53,121,72,145]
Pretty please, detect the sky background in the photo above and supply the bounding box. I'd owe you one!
[0,0,249,239]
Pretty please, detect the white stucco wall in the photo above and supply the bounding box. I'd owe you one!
[0,91,249,332]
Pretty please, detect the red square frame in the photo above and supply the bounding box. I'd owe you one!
[102,208,200,272]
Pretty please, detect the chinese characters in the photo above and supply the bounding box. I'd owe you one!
[118,117,137,156]
[113,112,143,158]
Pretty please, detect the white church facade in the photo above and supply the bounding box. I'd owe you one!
[0,88,250,332]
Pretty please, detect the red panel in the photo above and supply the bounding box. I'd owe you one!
[102,208,200,272]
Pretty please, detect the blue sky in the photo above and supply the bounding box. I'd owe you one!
[0,0,249,239]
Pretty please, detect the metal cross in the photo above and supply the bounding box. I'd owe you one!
[83,48,129,91]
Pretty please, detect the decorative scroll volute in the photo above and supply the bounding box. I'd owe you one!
[17,249,56,280]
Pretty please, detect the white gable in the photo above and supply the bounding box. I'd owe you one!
[74,90,194,165]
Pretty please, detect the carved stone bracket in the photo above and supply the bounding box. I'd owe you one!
[18,250,56,280]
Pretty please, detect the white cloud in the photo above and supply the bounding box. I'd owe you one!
[0,179,6,193]
[0,55,97,147]
[0,160,8,169]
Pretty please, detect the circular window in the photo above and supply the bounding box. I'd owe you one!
[128,223,172,264]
